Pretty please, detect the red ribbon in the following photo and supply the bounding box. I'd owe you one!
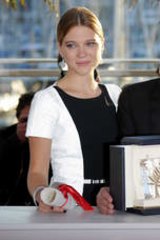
[58,184,93,211]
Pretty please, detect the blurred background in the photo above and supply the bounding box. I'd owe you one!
[0,0,159,127]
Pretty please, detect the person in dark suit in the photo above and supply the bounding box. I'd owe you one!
[0,92,35,205]
[117,78,160,137]
[96,78,160,214]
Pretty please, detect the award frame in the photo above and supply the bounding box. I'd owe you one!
[110,138,160,215]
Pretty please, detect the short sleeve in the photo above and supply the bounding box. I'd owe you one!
[26,88,59,139]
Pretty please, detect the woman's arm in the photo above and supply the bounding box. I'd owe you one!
[27,137,64,213]
[27,137,51,195]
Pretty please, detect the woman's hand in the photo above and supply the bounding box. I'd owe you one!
[96,187,115,215]
[38,200,66,213]
[35,189,66,213]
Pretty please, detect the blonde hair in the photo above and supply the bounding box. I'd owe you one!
[57,7,104,46]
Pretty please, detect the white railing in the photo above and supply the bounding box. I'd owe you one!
[0,58,159,78]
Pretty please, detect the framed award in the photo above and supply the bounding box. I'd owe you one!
[110,136,160,215]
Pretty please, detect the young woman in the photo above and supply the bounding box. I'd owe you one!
[26,7,121,213]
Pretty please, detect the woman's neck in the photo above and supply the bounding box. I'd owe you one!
[56,73,101,99]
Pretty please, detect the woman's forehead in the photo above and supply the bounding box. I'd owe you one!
[63,25,101,42]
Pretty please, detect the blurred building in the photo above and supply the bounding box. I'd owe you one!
[0,0,159,127]
[0,0,159,59]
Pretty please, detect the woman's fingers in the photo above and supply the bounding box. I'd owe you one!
[96,187,115,215]
[38,200,65,213]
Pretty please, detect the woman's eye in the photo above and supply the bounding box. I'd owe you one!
[86,41,97,47]
[66,43,76,49]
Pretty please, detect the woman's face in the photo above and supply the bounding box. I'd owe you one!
[59,25,104,76]
[17,105,30,143]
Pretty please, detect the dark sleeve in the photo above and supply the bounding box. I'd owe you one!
[117,87,136,137]
[0,129,20,205]
[0,139,10,204]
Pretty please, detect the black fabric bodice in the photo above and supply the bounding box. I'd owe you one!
[54,84,119,205]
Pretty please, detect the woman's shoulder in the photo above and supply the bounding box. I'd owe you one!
[99,82,121,95]
[34,84,55,97]
[103,83,121,107]
[33,84,60,103]
[103,83,121,94]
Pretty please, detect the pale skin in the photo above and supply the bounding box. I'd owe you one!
[28,25,114,213]
[96,187,115,215]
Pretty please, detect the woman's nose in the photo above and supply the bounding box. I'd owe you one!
[77,46,87,57]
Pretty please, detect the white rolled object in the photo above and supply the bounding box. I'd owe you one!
[40,187,76,209]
